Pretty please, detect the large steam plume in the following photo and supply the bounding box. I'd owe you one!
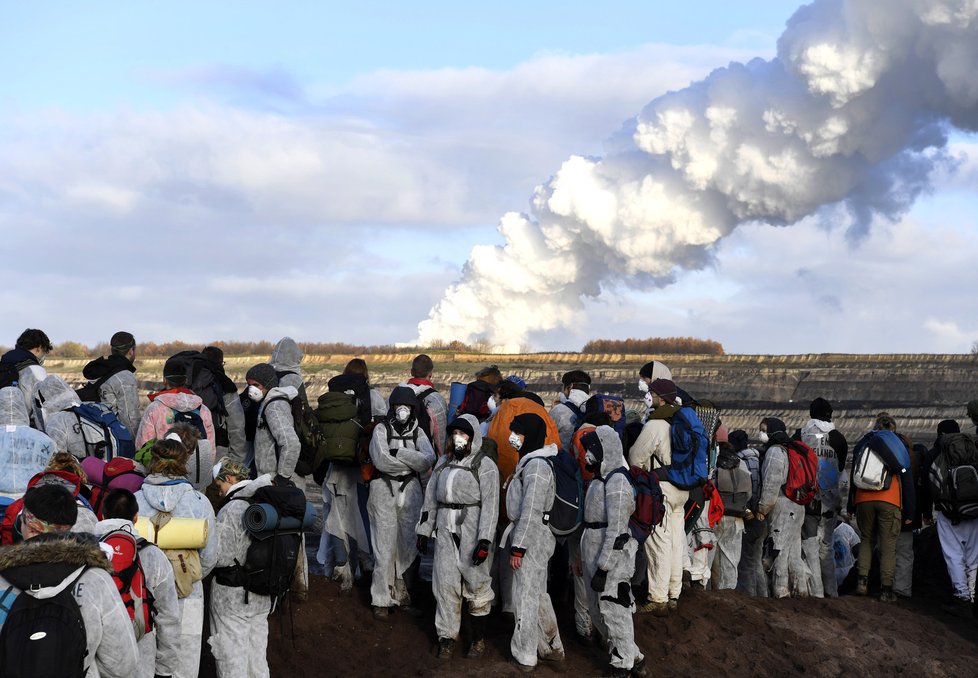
[416,0,978,350]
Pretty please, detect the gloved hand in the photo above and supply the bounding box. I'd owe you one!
[472,539,491,565]
[273,474,294,487]
[416,535,429,555]
[591,569,608,593]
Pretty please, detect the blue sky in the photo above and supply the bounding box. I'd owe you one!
[2,1,976,353]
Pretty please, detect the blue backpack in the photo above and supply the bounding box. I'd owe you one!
[71,403,136,459]
[665,407,709,490]
[543,450,584,537]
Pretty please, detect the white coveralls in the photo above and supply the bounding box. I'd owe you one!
[757,442,810,598]
[629,414,688,604]
[136,474,218,678]
[580,426,643,671]
[506,443,564,668]
[416,414,499,640]
[209,475,275,678]
[799,418,843,598]
[368,418,435,608]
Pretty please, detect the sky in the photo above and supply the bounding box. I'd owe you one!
[1,1,976,354]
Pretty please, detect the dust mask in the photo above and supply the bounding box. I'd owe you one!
[487,397,498,415]
[637,379,649,394]
[508,432,523,451]
[247,385,264,402]
[453,433,469,451]
[395,405,411,423]
[759,431,769,444]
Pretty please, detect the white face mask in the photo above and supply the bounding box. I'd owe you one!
[637,379,649,394]
[395,405,411,423]
[508,432,523,451]
[453,433,469,451]
[487,397,498,415]
[247,385,264,402]
[759,431,769,444]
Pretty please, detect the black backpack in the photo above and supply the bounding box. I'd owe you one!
[414,387,436,443]
[0,566,88,678]
[0,361,29,390]
[216,485,305,601]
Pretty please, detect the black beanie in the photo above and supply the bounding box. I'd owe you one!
[809,397,833,422]
[510,413,547,455]
[728,429,749,452]
[761,417,787,434]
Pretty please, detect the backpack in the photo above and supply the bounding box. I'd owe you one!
[800,426,841,514]
[737,449,762,513]
[171,408,207,440]
[0,566,88,678]
[929,432,978,520]
[458,381,493,421]
[783,440,819,505]
[82,457,145,519]
[715,449,752,518]
[70,403,137,459]
[414,387,437,443]
[664,407,709,490]
[604,465,665,543]
[150,504,203,598]
[315,392,362,468]
[216,485,306,601]
[100,529,154,641]
[542,450,584,537]
[852,438,892,492]
[0,361,30,390]
[168,351,228,422]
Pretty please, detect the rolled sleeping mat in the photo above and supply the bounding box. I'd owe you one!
[448,382,467,423]
[135,516,209,549]
[243,501,316,534]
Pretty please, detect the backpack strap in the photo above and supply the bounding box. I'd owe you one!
[0,586,17,624]
[562,401,584,423]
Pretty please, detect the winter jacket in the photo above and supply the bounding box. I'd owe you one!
[0,386,56,494]
[847,431,915,521]
[254,386,300,479]
[135,388,216,450]
[94,518,180,678]
[0,533,139,678]
[83,355,141,434]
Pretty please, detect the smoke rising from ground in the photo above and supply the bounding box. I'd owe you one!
[417,0,978,350]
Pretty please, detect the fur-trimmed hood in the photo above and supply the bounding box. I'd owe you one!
[0,533,111,594]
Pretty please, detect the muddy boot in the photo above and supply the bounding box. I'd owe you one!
[466,615,487,659]
[667,598,679,612]
[437,638,454,660]
[373,606,390,619]
[631,656,648,677]
[638,601,668,617]
[879,586,896,603]
[855,576,868,596]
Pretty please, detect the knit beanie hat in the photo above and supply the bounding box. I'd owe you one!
[809,397,833,422]
[649,378,678,404]
[246,363,279,389]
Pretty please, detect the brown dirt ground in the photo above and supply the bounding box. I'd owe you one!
[244,575,978,678]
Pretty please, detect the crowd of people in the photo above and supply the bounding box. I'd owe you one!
[0,327,976,677]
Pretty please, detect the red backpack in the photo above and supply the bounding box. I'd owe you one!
[100,528,155,641]
[784,440,819,505]
[0,471,86,545]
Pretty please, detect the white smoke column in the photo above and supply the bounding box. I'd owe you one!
[417,0,978,350]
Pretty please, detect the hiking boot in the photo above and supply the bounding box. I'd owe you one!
[667,598,679,612]
[465,638,486,659]
[372,606,390,619]
[540,650,565,663]
[855,576,868,596]
[942,597,973,618]
[681,571,692,592]
[691,579,707,591]
[574,631,593,647]
[631,656,648,677]
[638,601,669,617]
[510,658,535,673]
[437,638,454,660]
[879,586,896,603]
[606,667,629,678]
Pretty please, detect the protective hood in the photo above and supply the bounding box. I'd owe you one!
[591,424,626,477]
[140,475,197,513]
[511,412,547,455]
[0,386,29,425]
[38,375,81,416]
[154,390,204,413]
[447,413,483,456]
[802,418,835,435]
[82,354,135,381]
[270,337,303,373]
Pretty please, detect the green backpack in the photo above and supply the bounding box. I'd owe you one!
[315,392,363,468]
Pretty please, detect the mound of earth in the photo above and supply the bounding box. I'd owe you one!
[244,576,978,678]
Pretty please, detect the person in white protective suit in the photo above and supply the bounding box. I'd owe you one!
[96,488,181,678]
[505,412,564,672]
[35,375,88,457]
[210,457,275,678]
[756,417,810,598]
[579,426,648,678]
[368,385,435,617]
[415,414,499,660]
[135,437,218,678]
